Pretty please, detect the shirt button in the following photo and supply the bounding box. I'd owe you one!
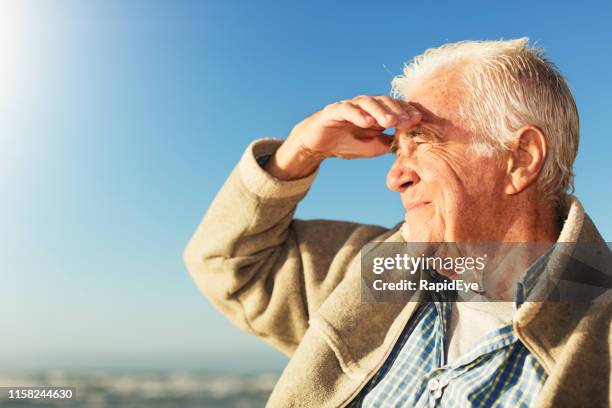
[427,378,440,391]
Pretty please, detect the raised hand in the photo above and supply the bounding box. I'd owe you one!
[265,95,422,180]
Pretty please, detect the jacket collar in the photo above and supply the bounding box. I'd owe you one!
[513,196,611,372]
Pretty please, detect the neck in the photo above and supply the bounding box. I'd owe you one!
[467,195,564,300]
[500,195,562,243]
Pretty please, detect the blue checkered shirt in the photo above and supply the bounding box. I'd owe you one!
[348,252,551,408]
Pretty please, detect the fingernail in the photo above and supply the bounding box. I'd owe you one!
[409,110,421,118]
[399,114,411,122]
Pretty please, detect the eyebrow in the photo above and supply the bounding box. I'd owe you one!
[407,126,440,139]
[391,125,443,153]
[416,123,445,138]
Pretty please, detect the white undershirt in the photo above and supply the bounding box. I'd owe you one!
[444,293,516,365]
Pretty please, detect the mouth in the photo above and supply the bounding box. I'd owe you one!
[404,201,431,213]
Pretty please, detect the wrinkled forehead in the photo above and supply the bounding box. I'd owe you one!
[399,67,467,125]
[393,71,472,148]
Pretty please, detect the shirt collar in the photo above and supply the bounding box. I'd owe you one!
[515,245,555,308]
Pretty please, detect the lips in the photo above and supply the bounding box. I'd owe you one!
[404,201,431,212]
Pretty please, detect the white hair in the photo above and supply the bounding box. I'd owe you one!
[391,38,579,209]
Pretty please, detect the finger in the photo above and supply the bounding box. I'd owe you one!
[352,134,394,157]
[376,133,395,149]
[354,128,386,138]
[324,101,375,128]
[376,96,420,127]
[394,99,422,129]
[352,96,397,128]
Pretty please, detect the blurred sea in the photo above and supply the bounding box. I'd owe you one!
[0,370,279,408]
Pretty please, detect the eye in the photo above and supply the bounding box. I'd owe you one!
[410,132,430,145]
[392,129,435,155]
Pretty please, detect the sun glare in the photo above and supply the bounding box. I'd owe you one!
[0,1,29,98]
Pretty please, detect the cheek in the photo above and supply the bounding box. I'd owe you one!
[463,157,507,196]
[416,148,489,234]
[416,149,468,199]
[422,146,505,196]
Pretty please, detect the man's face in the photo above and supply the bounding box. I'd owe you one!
[387,69,508,243]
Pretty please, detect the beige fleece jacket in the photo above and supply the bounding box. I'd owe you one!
[184,139,612,407]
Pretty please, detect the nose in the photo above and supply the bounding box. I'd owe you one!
[386,157,421,193]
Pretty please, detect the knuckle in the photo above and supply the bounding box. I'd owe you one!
[323,101,341,111]
[400,100,415,110]
[338,101,356,112]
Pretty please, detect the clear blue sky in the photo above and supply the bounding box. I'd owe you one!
[1,0,610,373]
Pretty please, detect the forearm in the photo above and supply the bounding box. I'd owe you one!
[184,138,316,281]
[264,138,323,181]
[183,138,318,353]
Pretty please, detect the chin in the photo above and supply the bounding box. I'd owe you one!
[401,220,439,243]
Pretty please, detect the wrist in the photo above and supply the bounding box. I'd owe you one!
[265,140,323,181]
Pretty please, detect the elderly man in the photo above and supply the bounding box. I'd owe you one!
[184,38,611,407]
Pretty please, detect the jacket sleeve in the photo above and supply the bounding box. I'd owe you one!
[183,139,389,356]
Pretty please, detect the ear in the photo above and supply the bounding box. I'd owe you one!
[504,126,547,196]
